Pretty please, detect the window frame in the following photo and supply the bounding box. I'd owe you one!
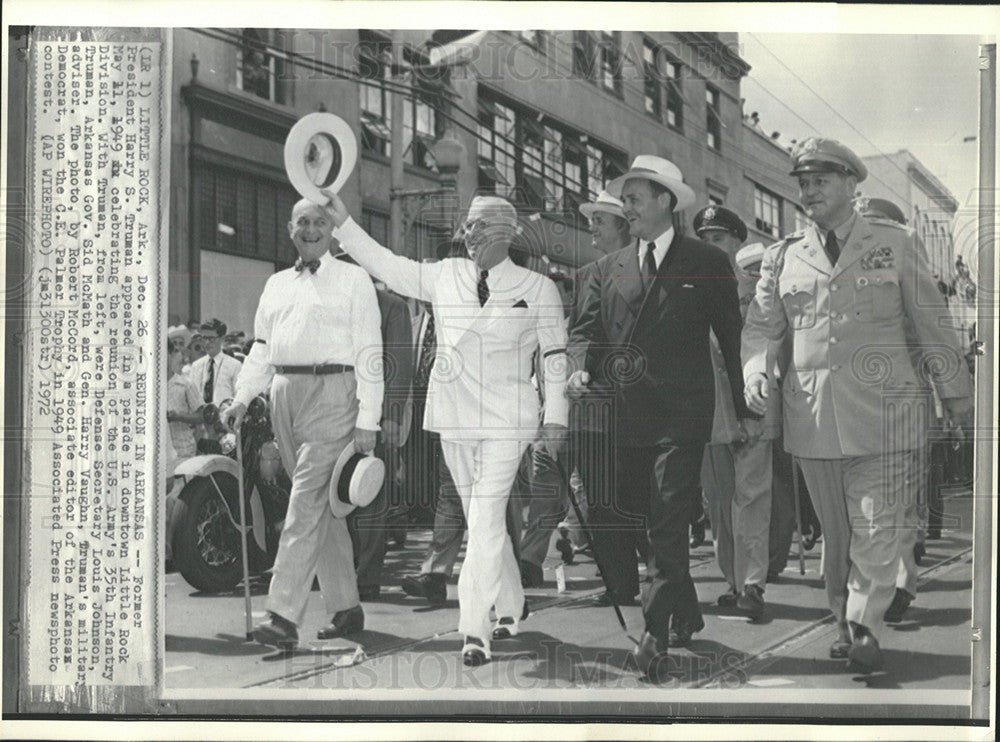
[706,84,722,152]
[753,183,783,239]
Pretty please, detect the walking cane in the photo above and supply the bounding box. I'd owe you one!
[791,456,806,576]
[234,428,254,640]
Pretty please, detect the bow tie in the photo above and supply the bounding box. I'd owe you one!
[295,258,321,274]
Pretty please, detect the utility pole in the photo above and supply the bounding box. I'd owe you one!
[971,40,994,722]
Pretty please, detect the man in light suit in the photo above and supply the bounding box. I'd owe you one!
[569,156,749,681]
[693,207,781,621]
[743,138,973,672]
[323,191,569,666]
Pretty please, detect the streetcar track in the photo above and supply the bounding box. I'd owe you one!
[691,544,974,689]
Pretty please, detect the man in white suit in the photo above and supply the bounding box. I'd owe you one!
[323,191,569,666]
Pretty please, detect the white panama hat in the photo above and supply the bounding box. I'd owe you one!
[328,443,386,519]
[736,242,767,270]
[284,112,358,205]
[606,155,696,212]
[579,190,626,220]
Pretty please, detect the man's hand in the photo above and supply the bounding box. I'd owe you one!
[320,189,350,229]
[539,422,569,461]
[354,427,378,454]
[736,418,764,449]
[566,369,591,398]
[942,397,973,433]
[222,401,247,432]
[381,419,403,449]
[744,372,769,417]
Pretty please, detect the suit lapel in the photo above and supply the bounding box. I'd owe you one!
[633,232,689,335]
[795,226,832,275]
[610,242,646,321]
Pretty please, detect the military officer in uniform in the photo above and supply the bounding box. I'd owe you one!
[693,206,780,620]
[742,138,973,672]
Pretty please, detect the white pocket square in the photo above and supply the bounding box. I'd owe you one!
[682,283,695,288]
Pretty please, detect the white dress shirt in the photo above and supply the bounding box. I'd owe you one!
[638,225,675,271]
[188,350,242,406]
[234,250,384,431]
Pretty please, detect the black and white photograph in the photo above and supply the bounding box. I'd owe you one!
[1,2,996,740]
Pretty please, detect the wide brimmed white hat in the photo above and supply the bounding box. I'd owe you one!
[579,190,626,220]
[284,112,358,205]
[328,444,385,519]
[736,242,767,270]
[607,155,696,211]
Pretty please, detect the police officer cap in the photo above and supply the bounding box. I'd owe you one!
[693,204,748,242]
[857,196,907,225]
[790,137,867,182]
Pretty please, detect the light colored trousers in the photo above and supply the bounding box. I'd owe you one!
[267,373,360,627]
[441,438,527,647]
[798,450,918,643]
[701,439,774,591]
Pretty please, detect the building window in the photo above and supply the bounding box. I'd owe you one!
[642,40,661,118]
[706,85,722,151]
[665,56,684,132]
[359,31,392,157]
[237,29,286,103]
[572,31,597,80]
[194,160,299,265]
[477,97,517,198]
[599,32,624,95]
[794,207,810,233]
[572,31,622,95]
[477,89,625,214]
[754,184,783,238]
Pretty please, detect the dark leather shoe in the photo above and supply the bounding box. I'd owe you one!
[591,590,638,608]
[316,605,364,640]
[737,583,765,621]
[358,584,380,602]
[829,639,852,659]
[492,598,530,640]
[884,588,914,623]
[668,615,705,648]
[462,636,490,666]
[401,573,447,604]
[520,560,544,588]
[555,525,575,565]
[847,623,883,673]
[252,612,298,650]
[717,588,739,607]
[633,631,670,682]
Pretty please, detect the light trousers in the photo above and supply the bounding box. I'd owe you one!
[798,450,917,643]
[266,373,360,627]
[701,439,773,591]
[440,438,527,646]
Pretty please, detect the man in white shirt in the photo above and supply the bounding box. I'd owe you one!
[223,199,383,650]
[188,318,242,406]
[323,191,568,667]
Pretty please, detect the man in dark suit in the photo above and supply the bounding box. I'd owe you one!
[568,155,749,681]
[338,259,415,601]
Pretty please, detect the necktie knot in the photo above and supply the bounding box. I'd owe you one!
[295,257,321,274]
[477,269,490,307]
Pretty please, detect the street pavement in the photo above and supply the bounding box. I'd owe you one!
[163,490,977,717]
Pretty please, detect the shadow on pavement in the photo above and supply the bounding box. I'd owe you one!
[165,633,272,657]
